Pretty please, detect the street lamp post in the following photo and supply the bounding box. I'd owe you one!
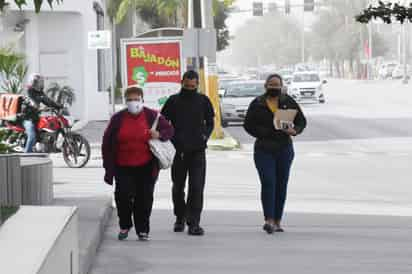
[301,8,305,64]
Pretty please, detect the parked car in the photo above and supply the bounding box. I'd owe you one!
[378,63,398,79]
[220,81,265,127]
[288,71,326,104]
[391,65,411,79]
[218,77,243,97]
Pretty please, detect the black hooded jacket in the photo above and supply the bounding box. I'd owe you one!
[244,94,307,154]
[161,89,215,152]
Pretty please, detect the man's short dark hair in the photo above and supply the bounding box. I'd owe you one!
[182,70,199,82]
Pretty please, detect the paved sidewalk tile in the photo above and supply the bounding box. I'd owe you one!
[90,210,412,274]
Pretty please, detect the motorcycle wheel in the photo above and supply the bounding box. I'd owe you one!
[62,133,91,168]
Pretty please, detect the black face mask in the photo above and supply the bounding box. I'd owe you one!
[181,87,197,95]
[266,88,282,97]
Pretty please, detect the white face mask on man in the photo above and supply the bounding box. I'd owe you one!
[126,100,144,114]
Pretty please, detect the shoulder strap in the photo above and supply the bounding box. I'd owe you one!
[151,112,160,130]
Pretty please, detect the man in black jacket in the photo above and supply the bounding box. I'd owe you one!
[161,70,215,236]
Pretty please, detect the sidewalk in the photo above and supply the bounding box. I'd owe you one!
[90,210,412,274]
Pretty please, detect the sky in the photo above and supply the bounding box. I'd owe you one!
[226,0,313,34]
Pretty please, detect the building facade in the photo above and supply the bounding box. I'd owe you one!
[1,0,112,121]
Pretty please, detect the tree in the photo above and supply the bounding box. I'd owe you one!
[0,0,63,13]
[228,12,301,67]
[46,82,76,106]
[356,1,412,24]
[309,0,388,78]
[107,0,235,51]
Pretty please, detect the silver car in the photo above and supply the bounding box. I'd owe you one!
[220,81,265,127]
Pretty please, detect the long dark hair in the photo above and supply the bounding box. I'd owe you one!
[265,73,284,87]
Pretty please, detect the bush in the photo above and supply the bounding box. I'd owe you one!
[0,128,14,154]
[0,206,19,225]
[0,48,28,94]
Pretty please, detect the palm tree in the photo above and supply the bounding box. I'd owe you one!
[0,48,28,94]
[46,82,76,106]
[0,0,63,13]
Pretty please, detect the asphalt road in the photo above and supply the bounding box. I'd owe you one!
[225,115,412,144]
[225,79,412,144]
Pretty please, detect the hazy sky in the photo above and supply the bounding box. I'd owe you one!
[227,0,314,34]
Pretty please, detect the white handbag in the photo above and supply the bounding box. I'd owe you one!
[149,113,176,169]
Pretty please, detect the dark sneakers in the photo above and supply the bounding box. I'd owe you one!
[138,232,150,241]
[263,223,274,234]
[174,219,186,232]
[118,229,130,241]
[188,225,205,236]
[274,224,285,232]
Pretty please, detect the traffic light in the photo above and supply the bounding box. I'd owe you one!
[253,2,263,16]
[285,0,291,14]
[268,2,278,13]
[304,0,315,12]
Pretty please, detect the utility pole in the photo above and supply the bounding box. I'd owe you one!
[189,0,223,138]
[402,0,409,84]
[203,0,223,138]
[301,9,305,63]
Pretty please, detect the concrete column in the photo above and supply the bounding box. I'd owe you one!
[24,13,40,76]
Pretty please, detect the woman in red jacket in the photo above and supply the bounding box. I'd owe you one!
[102,87,174,241]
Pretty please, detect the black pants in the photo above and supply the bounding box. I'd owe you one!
[114,162,155,234]
[171,150,206,226]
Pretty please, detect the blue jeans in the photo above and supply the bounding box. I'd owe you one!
[23,120,36,153]
[254,144,295,221]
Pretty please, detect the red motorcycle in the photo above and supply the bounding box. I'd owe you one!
[3,107,91,168]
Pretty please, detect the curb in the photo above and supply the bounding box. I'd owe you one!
[207,130,241,151]
[80,201,113,274]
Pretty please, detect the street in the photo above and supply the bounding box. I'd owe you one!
[56,79,412,273]
[226,79,412,143]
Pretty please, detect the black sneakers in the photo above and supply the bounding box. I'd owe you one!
[188,225,205,236]
[174,219,186,232]
[263,223,274,234]
[138,232,150,241]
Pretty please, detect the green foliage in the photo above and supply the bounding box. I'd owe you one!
[0,206,19,224]
[0,128,15,154]
[0,0,63,12]
[107,0,235,51]
[356,1,412,24]
[45,82,76,106]
[0,48,28,94]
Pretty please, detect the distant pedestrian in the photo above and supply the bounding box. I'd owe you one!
[102,87,174,241]
[161,70,215,236]
[244,74,307,234]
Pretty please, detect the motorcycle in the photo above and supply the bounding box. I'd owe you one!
[2,107,91,168]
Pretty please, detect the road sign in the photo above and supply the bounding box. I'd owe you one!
[253,2,263,16]
[304,0,315,12]
[285,0,291,14]
[88,31,111,49]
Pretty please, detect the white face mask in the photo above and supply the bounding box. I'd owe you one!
[127,100,144,114]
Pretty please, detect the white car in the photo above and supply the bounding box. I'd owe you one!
[220,81,265,127]
[288,72,326,104]
[391,65,411,79]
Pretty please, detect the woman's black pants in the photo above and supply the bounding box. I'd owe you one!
[115,162,155,234]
